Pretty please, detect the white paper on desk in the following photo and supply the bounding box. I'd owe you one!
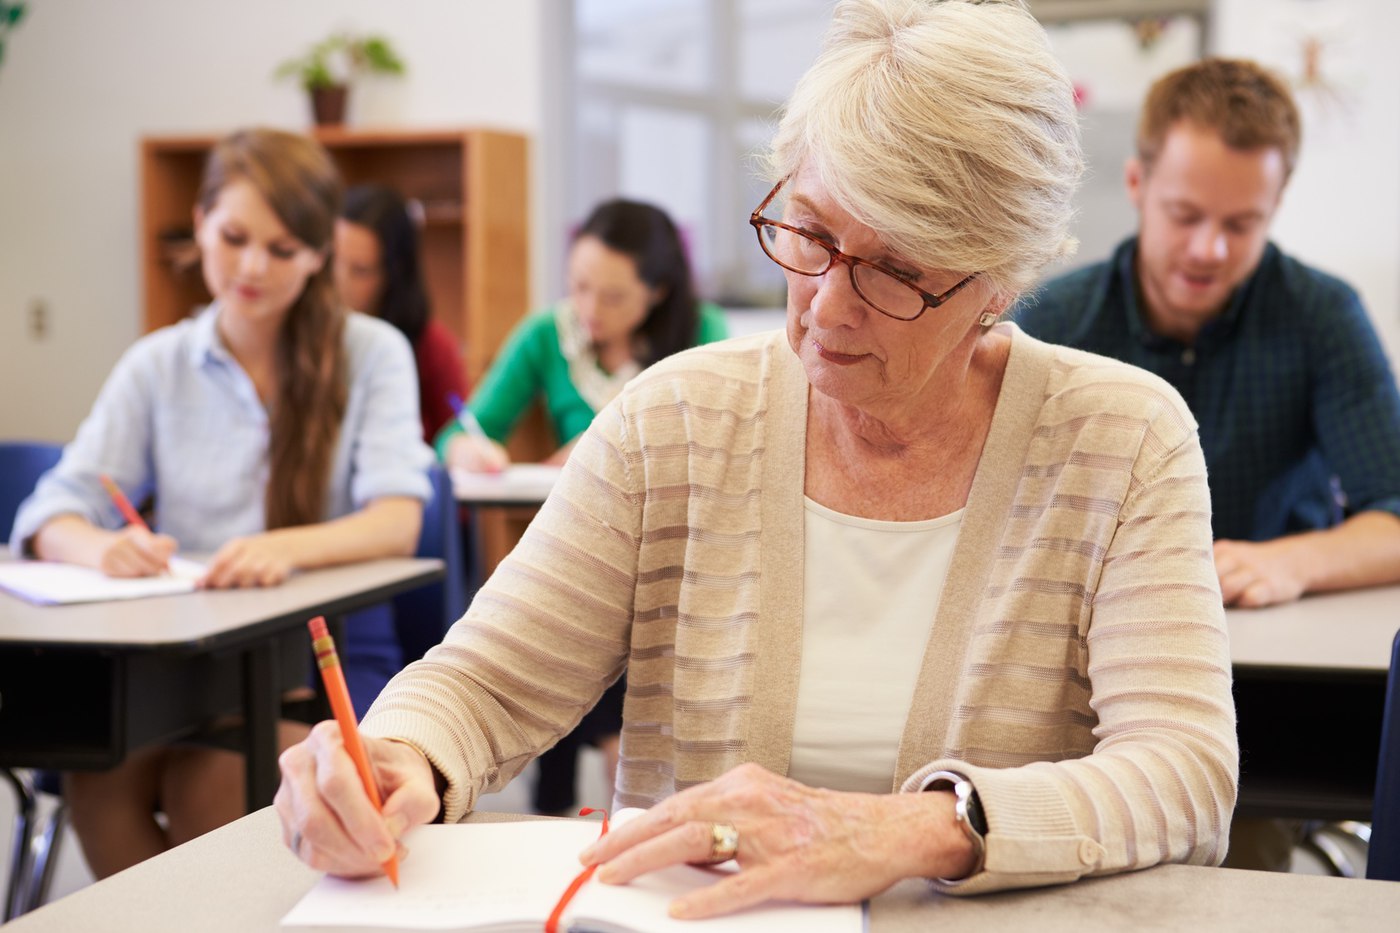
[281,813,863,933]
[450,464,562,503]
[0,557,206,605]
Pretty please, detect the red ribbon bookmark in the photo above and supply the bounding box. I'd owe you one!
[544,807,610,933]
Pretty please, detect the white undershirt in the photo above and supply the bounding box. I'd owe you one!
[788,496,963,793]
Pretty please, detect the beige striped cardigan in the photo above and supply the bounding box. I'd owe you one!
[363,324,1238,895]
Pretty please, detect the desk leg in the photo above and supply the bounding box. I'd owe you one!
[243,642,280,812]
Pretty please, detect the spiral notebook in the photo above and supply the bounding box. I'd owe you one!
[281,813,864,933]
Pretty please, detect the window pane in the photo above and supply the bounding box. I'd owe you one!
[735,116,788,306]
[578,0,711,93]
[619,106,714,291]
[738,0,831,103]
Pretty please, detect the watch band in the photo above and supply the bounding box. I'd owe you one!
[925,769,986,879]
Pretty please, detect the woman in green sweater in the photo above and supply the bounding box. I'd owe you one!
[437,197,727,814]
[438,198,729,472]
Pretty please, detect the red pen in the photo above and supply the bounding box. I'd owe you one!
[307,616,401,888]
[99,474,149,530]
[99,473,170,572]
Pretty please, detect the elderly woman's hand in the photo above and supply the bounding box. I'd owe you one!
[274,720,442,877]
[578,762,974,919]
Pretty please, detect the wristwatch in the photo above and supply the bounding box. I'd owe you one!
[925,770,987,878]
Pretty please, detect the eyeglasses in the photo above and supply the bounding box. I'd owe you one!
[748,178,978,322]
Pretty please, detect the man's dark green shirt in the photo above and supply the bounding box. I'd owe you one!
[1014,237,1400,541]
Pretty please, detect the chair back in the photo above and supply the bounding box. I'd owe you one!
[392,464,466,664]
[0,442,63,542]
[1369,629,1400,880]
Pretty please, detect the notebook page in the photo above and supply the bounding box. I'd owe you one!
[572,860,863,933]
[281,820,602,930]
[449,464,562,503]
[0,557,206,605]
[281,814,863,933]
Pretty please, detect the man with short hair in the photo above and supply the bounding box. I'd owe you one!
[1017,57,1400,610]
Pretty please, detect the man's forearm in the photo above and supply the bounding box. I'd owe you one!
[1292,510,1400,594]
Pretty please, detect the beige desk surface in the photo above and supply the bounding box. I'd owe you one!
[8,808,1399,933]
[1226,584,1398,673]
[0,556,443,649]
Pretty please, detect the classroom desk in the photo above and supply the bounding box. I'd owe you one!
[451,465,560,584]
[1226,584,1398,820]
[6,807,1399,932]
[0,556,443,811]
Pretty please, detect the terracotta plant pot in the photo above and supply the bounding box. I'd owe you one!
[310,84,348,126]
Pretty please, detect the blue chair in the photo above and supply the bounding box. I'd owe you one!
[1,441,66,920]
[1367,629,1400,881]
[392,464,467,664]
[1,441,62,540]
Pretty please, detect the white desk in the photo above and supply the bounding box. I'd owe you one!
[1228,584,1398,673]
[1225,584,1397,820]
[0,556,443,810]
[6,808,1398,932]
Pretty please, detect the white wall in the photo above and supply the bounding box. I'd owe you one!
[2,0,1398,446]
[1047,0,1400,364]
[0,0,546,442]
[1214,0,1400,362]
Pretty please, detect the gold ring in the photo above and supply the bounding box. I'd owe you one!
[708,822,739,863]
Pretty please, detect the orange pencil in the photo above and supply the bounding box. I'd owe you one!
[307,616,401,888]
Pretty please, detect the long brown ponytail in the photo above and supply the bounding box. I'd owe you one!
[197,128,347,530]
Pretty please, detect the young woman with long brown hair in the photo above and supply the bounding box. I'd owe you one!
[11,128,433,877]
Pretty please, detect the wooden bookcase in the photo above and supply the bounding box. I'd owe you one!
[139,127,530,386]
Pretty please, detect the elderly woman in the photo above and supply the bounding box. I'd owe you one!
[275,0,1237,917]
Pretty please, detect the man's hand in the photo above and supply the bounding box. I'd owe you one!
[1214,538,1307,608]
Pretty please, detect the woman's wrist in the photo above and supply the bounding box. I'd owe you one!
[920,771,986,882]
[922,790,979,880]
[32,514,108,566]
[433,420,464,462]
[868,788,977,883]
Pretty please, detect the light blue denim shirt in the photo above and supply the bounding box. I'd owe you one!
[12,304,434,553]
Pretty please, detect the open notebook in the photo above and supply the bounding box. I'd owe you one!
[281,812,864,933]
[0,557,206,605]
[449,464,562,505]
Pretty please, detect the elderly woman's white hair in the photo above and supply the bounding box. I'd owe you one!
[766,0,1083,298]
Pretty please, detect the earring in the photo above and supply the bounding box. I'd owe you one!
[978,311,999,327]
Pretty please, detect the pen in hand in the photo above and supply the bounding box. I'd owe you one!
[307,615,401,888]
[98,473,171,574]
[446,392,507,473]
[447,392,490,440]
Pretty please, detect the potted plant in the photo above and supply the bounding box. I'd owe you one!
[0,1,27,74]
[275,32,405,126]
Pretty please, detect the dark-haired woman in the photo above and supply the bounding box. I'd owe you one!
[439,198,728,472]
[10,129,433,877]
[437,199,727,813]
[335,184,468,442]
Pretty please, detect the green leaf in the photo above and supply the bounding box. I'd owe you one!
[361,36,404,74]
[303,60,335,90]
[9,4,25,28]
[271,30,404,90]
